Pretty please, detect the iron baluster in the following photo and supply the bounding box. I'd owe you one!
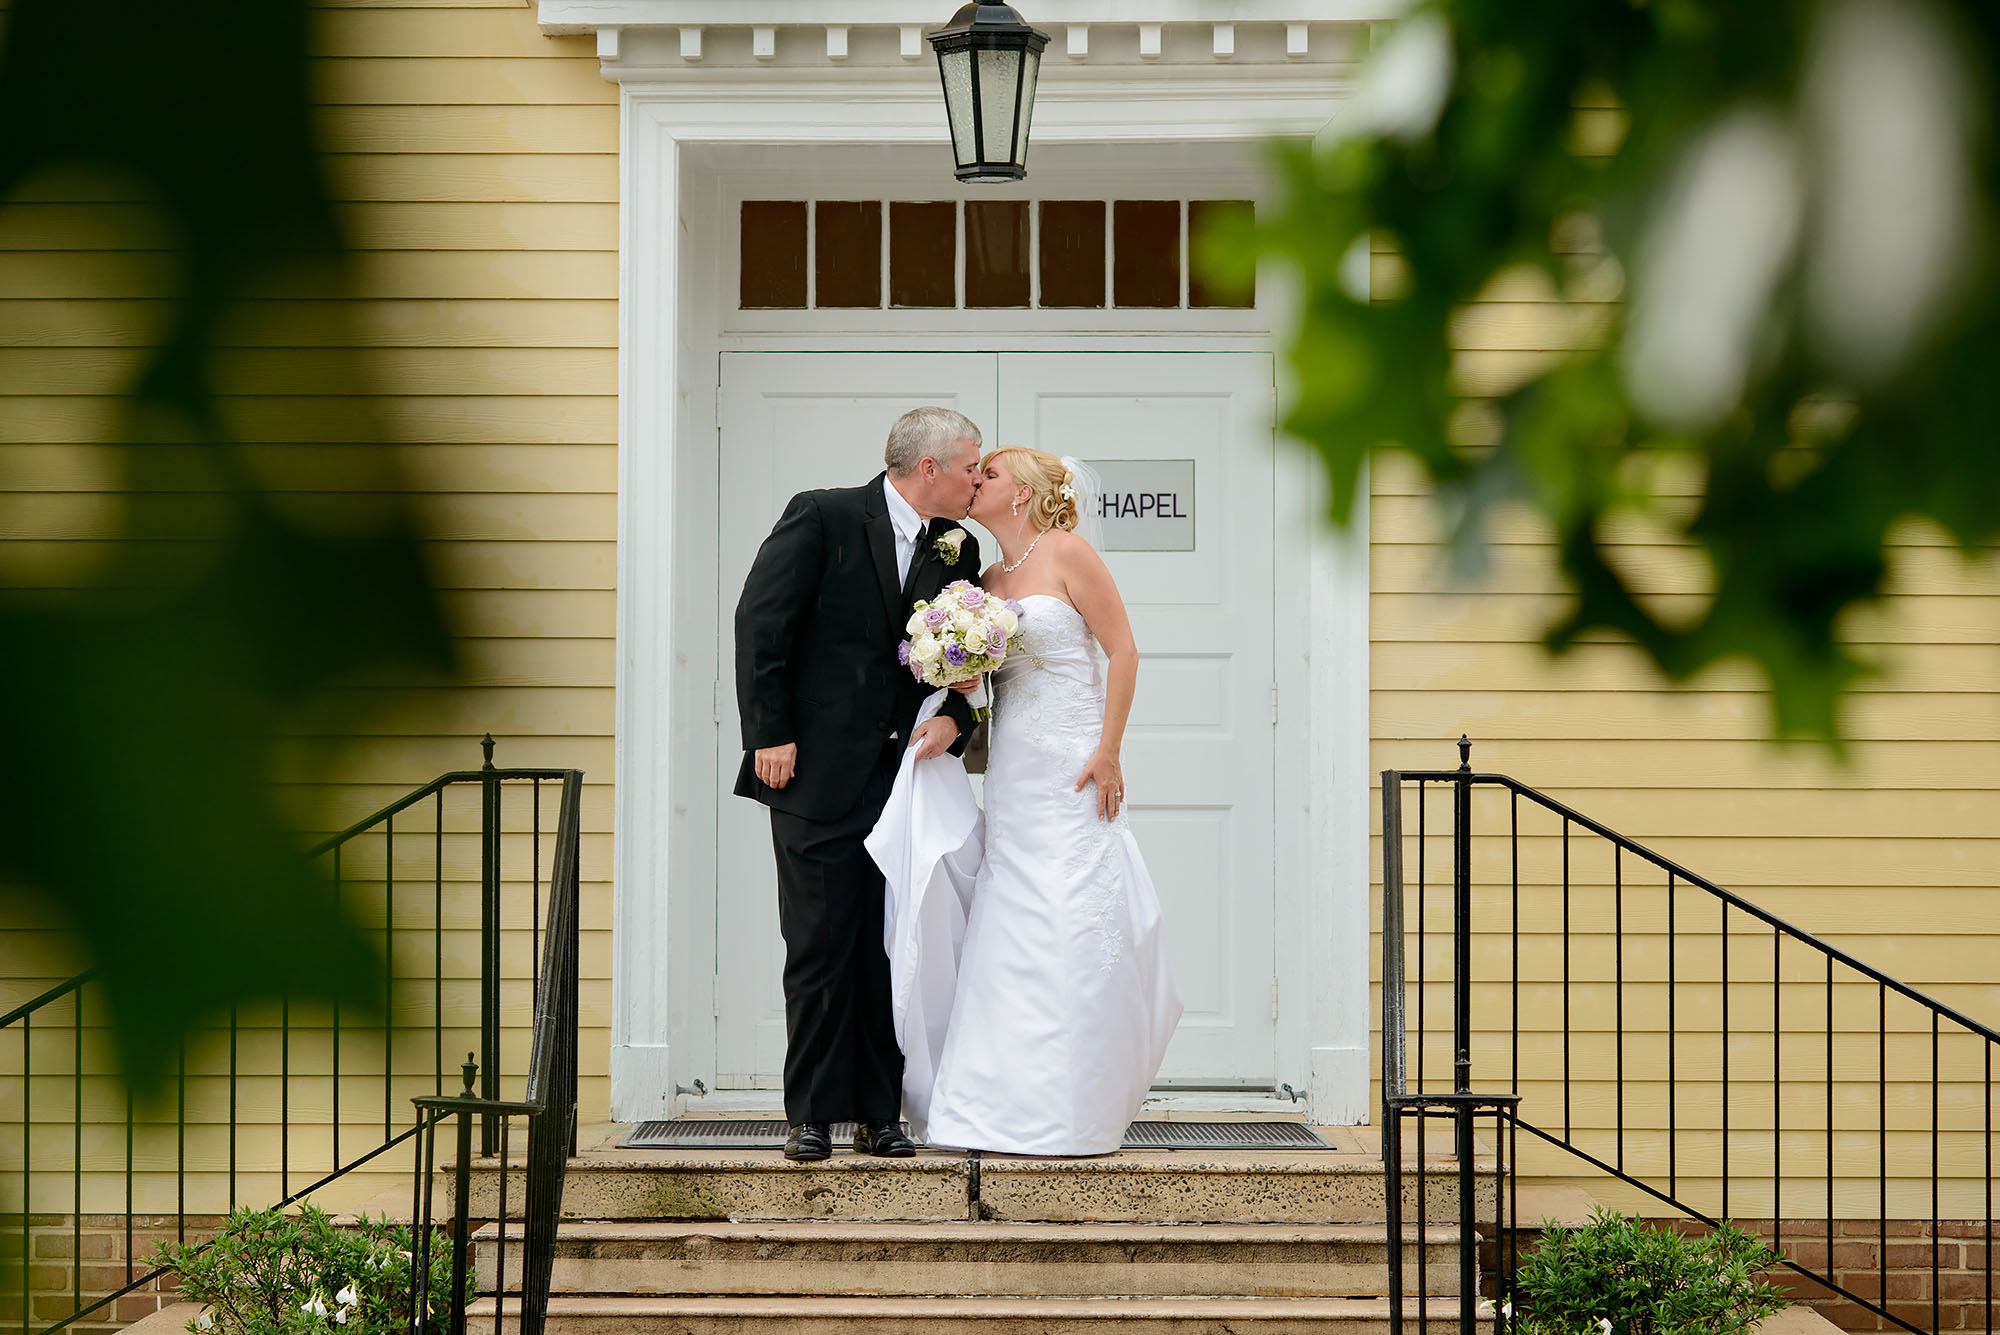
[21,1009,28,1335]
[229,1004,238,1210]
[177,1034,185,1243]
[1668,870,1677,1198]
[1932,1012,1940,1335]
[481,735,501,1155]
[1721,900,1730,1222]
[451,1057,475,1335]
[1562,817,1571,1140]
[1773,928,1781,1253]
[1880,982,1887,1300]
[1417,780,1426,1093]
[1509,792,1519,1098]
[1381,771,1406,1335]
[435,788,445,1097]
[71,992,81,1320]
[387,812,396,1142]
[1615,843,1623,1173]
[1452,736,1471,1097]
[334,844,343,1172]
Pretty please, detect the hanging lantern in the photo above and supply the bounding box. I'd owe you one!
[928,4,1051,183]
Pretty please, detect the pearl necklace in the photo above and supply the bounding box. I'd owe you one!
[1000,528,1048,573]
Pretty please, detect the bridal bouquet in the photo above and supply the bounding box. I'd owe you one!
[899,580,1025,720]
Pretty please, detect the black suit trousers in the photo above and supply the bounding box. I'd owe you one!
[766,737,904,1124]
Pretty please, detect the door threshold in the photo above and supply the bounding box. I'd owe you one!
[674,1090,1309,1120]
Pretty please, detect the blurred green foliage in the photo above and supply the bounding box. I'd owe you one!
[1206,0,2000,745]
[0,1,454,1087]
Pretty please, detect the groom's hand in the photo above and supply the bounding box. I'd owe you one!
[907,716,959,762]
[754,742,797,789]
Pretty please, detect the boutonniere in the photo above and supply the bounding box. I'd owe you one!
[932,527,967,566]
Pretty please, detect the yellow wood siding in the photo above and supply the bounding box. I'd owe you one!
[0,0,614,1212]
[1371,271,2000,1217]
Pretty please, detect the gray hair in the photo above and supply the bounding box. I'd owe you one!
[884,406,982,478]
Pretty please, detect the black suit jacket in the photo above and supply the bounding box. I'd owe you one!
[733,473,981,822]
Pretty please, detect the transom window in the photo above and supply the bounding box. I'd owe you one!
[739,199,1255,312]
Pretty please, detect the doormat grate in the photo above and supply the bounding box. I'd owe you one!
[619,1119,1329,1151]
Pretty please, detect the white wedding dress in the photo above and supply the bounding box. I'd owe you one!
[914,593,1182,1155]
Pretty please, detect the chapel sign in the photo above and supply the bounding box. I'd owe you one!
[1085,459,1196,552]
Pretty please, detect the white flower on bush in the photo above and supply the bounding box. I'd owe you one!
[195,1312,215,1332]
[1598,1319,1613,1335]
[301,1296,328,1318]
[335,1283,358,1309]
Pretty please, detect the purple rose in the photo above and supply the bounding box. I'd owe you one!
[909,660,924,680]
[943,641,969,668]
[896,640,911,665]
[987,626,1007,650]
[960,586,985,609]
[1005,598,1025,616]
[924,607,949,629]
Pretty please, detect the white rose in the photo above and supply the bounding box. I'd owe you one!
[949,608,976,632]
[906,610,927,635]
[910,635,943,664]
[994,607,1019,636]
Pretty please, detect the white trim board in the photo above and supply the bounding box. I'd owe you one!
[608,79,1372,1128]
[541,2,1411,33]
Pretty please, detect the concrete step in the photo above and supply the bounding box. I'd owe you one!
[467,1294,1490,1333]
[470,1220,1466,1299]
[451,1148,1494,1225]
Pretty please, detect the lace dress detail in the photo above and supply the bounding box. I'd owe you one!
[921,594,1182,1156]
[988,599,1127,970]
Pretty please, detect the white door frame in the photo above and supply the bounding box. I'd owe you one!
[600,61,1374,1125]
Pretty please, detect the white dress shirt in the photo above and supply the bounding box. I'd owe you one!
[884,475,925,587]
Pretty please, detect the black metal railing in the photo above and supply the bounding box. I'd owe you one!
[1382,738,1998,1335]
[0,738,581,1335]
[409,764,580,1335]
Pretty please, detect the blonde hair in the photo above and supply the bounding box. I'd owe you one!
[983,447,1081,533]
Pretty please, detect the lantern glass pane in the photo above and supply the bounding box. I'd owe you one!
[939,49,976,167]
[976,46,1022,164]
[1016,48,1040,169]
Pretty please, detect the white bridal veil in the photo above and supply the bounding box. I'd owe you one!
[1058,455,1106,550]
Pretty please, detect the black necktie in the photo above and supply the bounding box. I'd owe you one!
[902,521,932,597]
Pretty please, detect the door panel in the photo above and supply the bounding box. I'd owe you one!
[996,353,1277,1084]
[714,353,1000,1086]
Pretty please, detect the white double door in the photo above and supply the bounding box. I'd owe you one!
[713,351,1279,1091]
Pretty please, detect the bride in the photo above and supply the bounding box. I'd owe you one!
[894,447,1182,1156]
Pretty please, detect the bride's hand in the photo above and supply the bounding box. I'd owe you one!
[1075,750,1124,821]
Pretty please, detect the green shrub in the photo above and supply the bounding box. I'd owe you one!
[151,1205,465,1335]
[1507,1208,1791,1335]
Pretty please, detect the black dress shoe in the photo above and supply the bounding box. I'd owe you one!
[854,1120,917,1157]
[783,1121,831,1162]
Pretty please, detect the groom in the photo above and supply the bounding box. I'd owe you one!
[733,406,986,1162]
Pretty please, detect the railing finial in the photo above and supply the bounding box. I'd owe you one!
[481,733,496,770]
[461,1052,479,1095]
[1457,734,1471,770]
